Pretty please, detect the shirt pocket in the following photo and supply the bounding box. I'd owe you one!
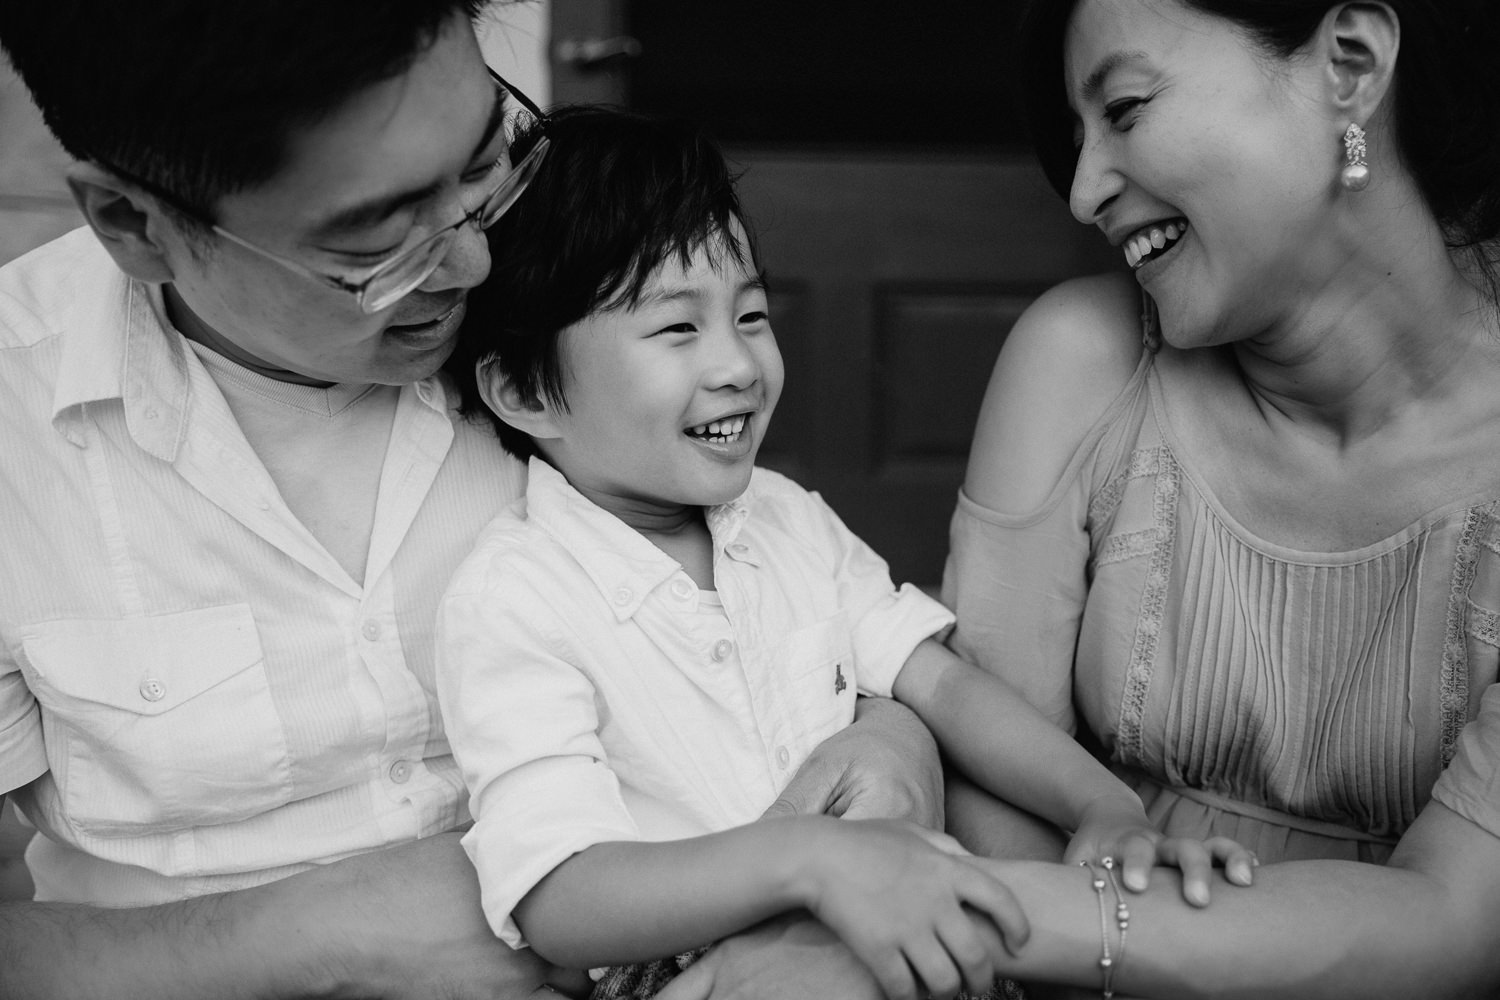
[19,605,293,836]
[771,613,858,756]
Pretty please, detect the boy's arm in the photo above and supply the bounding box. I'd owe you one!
[891,639,1254,899]
[516,814,1028,1000]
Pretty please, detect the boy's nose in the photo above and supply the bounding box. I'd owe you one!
[707,330,760,389]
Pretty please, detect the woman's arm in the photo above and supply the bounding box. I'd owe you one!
[972,802,1500,999]
[0,823,580,1000]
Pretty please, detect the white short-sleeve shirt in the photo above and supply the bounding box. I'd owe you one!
[437,457,954,946]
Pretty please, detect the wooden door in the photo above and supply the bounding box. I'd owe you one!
[550,3,1117,587]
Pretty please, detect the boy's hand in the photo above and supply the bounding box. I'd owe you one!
[1064,798,1257,906]
[796,818,1028,1000]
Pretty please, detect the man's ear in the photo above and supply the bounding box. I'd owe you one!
[1317,3,1399,123]
[65,163,179,283]
[476,358,565,442]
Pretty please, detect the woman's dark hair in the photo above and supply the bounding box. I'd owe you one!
[0,0,485,225]
[447,105,759,461]
[1017,0,1500,256]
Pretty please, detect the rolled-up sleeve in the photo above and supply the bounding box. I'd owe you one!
[436,563,639,948]
[800,489,955,698]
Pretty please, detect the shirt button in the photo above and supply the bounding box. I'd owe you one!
[671,579,694,599]
[613,587,634,606]
[728,542,749,557]
[138,678,167,703]
[361,619,381,641]
[388,760,412,784]
[776,746,790,770]
[711,638,734,662]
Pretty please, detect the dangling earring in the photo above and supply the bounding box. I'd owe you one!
[1340,122,1370,192]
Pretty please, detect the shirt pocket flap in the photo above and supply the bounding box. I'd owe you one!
[21,605,263,717]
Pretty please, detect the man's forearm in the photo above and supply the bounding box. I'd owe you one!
[0,888,321,1000]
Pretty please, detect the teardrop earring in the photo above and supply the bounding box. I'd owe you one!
[1341,122,1370,192]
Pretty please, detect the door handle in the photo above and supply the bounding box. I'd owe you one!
[554,35,643,72]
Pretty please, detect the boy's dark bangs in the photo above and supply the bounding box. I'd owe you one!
[598,209,757,313]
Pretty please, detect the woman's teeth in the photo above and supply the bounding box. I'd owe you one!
[1124,219,1189,269]
[688,415,748,442]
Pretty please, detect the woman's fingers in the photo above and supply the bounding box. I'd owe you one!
[1205,835,1258,886]
[1153,837,1214,906]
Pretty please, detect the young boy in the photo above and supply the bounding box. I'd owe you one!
[437,107,1254,1000]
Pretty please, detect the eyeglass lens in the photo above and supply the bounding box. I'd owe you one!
[358,102,548,314]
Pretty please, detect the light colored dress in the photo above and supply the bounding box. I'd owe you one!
[943,349,1500,863]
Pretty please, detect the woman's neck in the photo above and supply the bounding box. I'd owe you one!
[1229,212,1494,447]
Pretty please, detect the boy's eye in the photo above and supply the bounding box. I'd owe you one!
[739,310,768,325]
[655,322,697,336]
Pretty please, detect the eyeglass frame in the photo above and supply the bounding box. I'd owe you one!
[92,66,550,314]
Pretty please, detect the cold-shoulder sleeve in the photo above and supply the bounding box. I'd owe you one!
[941,356,1152,734]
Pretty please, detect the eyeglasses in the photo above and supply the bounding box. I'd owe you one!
[96,67,550,314]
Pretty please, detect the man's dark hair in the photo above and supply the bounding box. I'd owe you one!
[0,0,486,225]
[448,104,761,461]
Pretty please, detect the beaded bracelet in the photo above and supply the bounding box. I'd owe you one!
[1080,858,1130,998]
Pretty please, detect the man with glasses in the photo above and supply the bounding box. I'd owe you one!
[0,2,942,998]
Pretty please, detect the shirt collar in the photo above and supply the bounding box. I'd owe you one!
[523,457,760,620]
[46,236,191,458]
[45,232,452,454]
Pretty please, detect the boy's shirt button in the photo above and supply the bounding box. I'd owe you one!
[711,639,734,662]
[671,578,694,600]
[776,746,790,769]
[613,587,634,606]
[728,543,750,557]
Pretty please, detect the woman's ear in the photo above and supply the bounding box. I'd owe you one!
[65,163,179,283]
[476,358,564,443]
[1317,2,1399,122]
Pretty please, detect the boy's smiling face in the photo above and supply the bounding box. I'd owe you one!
[536,224,783,530]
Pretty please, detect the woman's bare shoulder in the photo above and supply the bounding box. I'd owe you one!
[964,273,1146,513]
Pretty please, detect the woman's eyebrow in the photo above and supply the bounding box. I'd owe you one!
[1078,50,1150,102]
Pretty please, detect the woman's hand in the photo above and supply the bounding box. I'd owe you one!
[762,695,944,828]
[1063,797,1256,906]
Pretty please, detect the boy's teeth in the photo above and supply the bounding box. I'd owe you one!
[689,415,748,439]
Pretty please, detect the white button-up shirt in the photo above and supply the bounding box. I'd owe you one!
[0,229,526,905]
[437,458,953,945]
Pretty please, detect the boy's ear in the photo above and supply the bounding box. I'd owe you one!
[1317,3,1399,123]
[476,358,565,442]
[66,163,179,284]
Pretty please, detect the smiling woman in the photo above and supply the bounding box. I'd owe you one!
[933,0,1500,997]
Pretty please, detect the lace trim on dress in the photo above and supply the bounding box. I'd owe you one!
[1088,447,1161,530]
[1098,528,1160,567]
[1466,600,1500,649]
[1116,447,1180,766]
[1441,502,1496,764]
